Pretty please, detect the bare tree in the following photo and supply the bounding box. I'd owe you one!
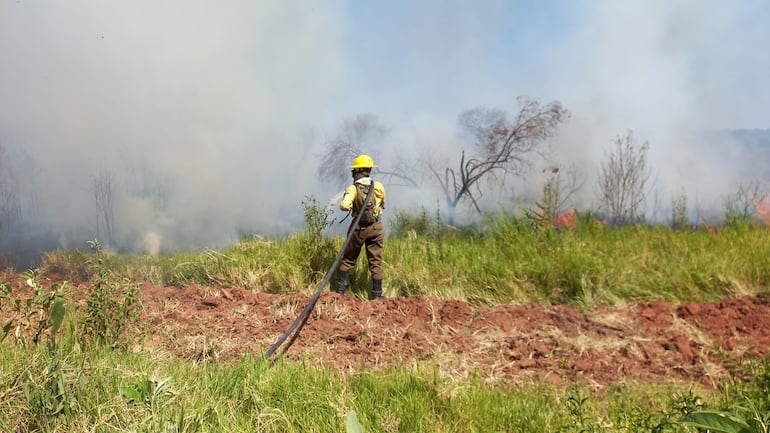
[317,114,388,187]
[724,179,761,224]
[671,189,688,229]
[94,170,116,246]
[376,153,420,189]
[429,97,569,223]
[597,130,651,224]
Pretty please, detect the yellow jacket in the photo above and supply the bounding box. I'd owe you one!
[340,178,386,218]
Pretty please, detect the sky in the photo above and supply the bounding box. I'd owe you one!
[0,0,768,260]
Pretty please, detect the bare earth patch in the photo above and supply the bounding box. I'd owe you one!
[132,283,770,388]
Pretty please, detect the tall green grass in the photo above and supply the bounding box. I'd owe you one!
[2,339,748,432]
[41,214,770,306]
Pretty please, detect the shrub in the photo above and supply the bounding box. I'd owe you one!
[81,240,141,350]
[301,196,338,281]
[0,270,66,347]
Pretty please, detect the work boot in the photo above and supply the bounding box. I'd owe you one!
[369,279,383,300]
[335,271,349,295]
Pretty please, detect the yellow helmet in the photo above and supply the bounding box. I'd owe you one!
[351,154,377,169]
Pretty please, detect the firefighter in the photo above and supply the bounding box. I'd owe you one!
[335,154,387,299]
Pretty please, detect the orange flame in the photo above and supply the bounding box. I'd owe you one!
[554,209,578,229]
[534,208,605,230]
[699,218,719,234]
[754,194,770,227]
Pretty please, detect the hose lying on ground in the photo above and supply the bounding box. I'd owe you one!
[263,185,374,363]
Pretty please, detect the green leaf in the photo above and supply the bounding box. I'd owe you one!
[51,298,65,333]
[679,411,755,433]
[346,410,365,433]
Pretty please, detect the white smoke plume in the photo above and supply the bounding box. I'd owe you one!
[0,1,347,260]
[0,1,767,266]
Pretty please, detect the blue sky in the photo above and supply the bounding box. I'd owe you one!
[332,0,769,132]
[339,1,582,122]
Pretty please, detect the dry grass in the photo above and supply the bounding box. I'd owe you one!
[312,298,353,322]
[271,299,300,321]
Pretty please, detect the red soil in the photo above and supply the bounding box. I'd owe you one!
[4,270,770,388]
[137,283,770,388]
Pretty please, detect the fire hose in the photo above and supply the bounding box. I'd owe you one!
[263,184,374,363]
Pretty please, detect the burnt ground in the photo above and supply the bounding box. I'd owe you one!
[5,271,770,389]
[139,284,770,388]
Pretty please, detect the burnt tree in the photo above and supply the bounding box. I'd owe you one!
[430,97,569,223]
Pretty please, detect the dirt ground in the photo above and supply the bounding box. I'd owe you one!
[4,269,770,388]
[132,283,770,388]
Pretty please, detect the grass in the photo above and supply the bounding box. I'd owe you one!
[1,339,748,433]
[4,211,770,431]
[40,213,770,308]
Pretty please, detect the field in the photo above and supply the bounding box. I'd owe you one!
[2,215,770,432]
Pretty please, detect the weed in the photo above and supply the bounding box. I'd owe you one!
[302,194,335,242]
[301,195,338,281]
[560,385,600,433]
[22,350,82,430]
[711,355,770,432]
[525,175,560,232]
[680,396,770,433]
[122,375,176,413]
[0,272,77,431]
[82,239,141,349]
[0,270,66,347]
[631,389,703,432]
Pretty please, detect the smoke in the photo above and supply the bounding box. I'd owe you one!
[535,0,770,217]
[0,1,347,263]
[366,0,770,221]
[0,1,768,266]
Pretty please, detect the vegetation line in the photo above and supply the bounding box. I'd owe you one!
[41,209,770,308]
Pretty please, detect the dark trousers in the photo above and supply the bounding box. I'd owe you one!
[339,220,384,280]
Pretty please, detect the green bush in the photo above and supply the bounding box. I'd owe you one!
[82,240,141,350]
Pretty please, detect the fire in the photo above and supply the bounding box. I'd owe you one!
[699,218,719,234]
[754,194,770,226]
[553,209,578,229]
[530,207,604,231]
